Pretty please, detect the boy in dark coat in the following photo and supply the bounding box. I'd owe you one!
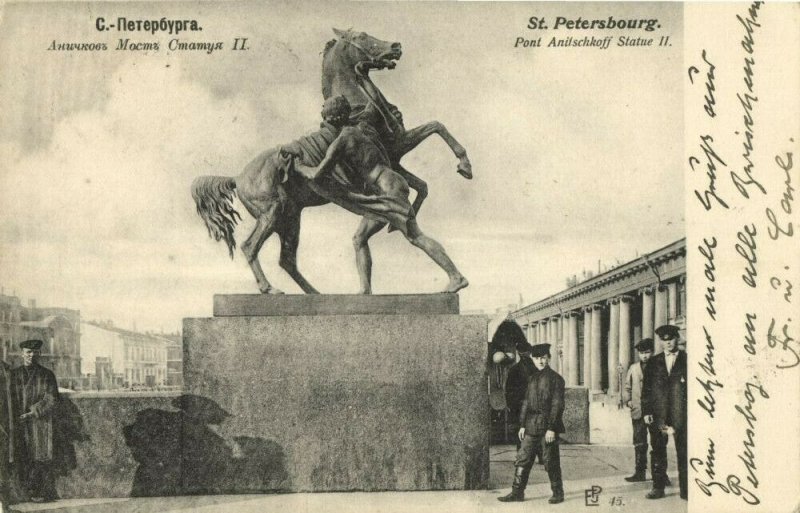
[498,343,565,504]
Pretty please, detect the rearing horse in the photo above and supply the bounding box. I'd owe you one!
[191,29,472,294]
[323,28,472,219]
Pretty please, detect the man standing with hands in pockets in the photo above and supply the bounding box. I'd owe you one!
[498,343,565,504]
[622,337,654,482]
[642,324,688,501]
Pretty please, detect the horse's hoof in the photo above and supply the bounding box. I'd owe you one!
[261,287,285,295]
[457,165,473,180]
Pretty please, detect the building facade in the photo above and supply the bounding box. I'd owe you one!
[81,321,171,390]
[507,239,686,443]
[0,293,82,388]
[163,333,183,387]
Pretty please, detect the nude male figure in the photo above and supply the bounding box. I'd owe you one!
[296,97,468,294]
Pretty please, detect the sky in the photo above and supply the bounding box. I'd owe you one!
[0,1,684,332]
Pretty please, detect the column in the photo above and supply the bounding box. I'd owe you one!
[562,316,568,374]
[558,315,565,374]
[641,286,655,341]
[538,321,546,344]
[655,284,668,330]
[667,282,678,322]
[550,316,561,373]
[582,307,592,387]
[608,298,620,394]
[590,304,603,392]
[567,312,579,386]
[557,315,564,374]
[619,296,634,374]
[525,319,533,343]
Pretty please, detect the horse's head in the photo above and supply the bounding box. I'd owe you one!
[330,28,402,70]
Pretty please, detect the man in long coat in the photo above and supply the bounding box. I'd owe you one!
[498,343,565,504]
[642,324,687,500]
[11,340,59,502]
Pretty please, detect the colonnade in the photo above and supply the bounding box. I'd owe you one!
[520,281,678,393]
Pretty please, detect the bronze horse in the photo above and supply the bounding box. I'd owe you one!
[191,29,472,294]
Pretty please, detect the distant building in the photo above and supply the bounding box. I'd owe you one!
[0,294,22,326]
[0,293,82,389]
[161,333,183,387]
[464,303,524,341]
[92,356,117,390]
[80,322,125,389]
[506,238,686,443]
[81,321,172,389]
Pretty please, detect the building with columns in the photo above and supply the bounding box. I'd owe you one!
[1,293,83,389]
[507,238,686,443]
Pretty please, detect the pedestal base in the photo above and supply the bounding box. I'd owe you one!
[182,296,488,492]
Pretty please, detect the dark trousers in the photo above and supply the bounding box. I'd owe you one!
[515,433,562,492]
[674,427,688,497]
[631,418,648,472]
[649,424,687,496]
[648,425,669,489]
[24,462,57,500]
[508,408,521,449]
[0,482,8,510]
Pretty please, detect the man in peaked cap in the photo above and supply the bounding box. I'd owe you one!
[498,343,565,504]
[643,324,687,500]
[11,340,59,503]
[622,338,654,482]
[654,324,680,344]
[504,339,538,448]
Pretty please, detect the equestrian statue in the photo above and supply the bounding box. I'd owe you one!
[191,29,472,294]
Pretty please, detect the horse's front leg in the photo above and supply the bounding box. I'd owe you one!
[398,121,472,179]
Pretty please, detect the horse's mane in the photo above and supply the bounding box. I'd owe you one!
[322,38,337,57]
[321,38,338,99]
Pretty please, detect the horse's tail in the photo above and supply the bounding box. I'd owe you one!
[191,175,242,258]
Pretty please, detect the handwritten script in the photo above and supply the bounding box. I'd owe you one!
[687,1,797,507]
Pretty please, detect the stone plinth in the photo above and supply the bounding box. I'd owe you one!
[183,296,488,493]
[562,387,590,444]
[56,393,181,499]
[213,293,459,317]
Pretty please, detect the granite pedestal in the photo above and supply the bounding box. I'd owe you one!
[182,294,489,493]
